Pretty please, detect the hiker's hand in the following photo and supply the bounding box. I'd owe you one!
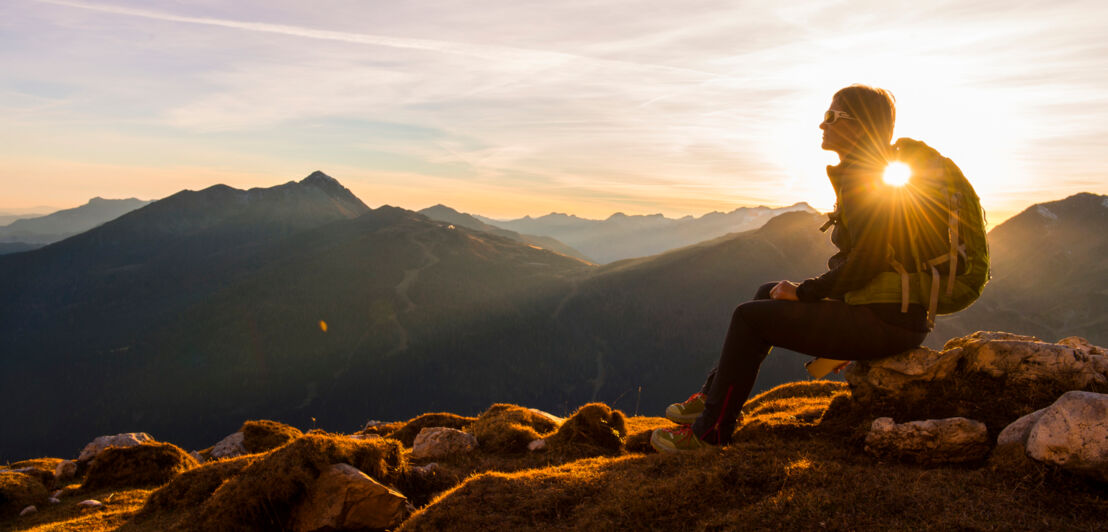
[770,281,799,301]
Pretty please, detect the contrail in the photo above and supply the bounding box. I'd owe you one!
[36,0,722,79]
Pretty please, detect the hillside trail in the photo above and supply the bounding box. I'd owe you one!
[395,228,443,313]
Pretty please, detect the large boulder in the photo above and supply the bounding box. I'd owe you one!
[864,417,990,464]
[997,391,1108,481]
[411,428,477,460]
[842,332,1108,433]
[77,432,154,462]
[290,463,411,532]
[951,333,1108,388]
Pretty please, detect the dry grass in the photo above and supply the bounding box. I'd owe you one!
[138,455,255,515]
[5,486,152,532]
[0,472,48,518]
[239,419,303,454]
[2,459,61,493]
[4,380,1107,531]
[384,413,476,447]
[546,403,627,457]
[190,433,404,530]
[81,443,197,492]
[472,404,559,454]
[400,382,1108,531]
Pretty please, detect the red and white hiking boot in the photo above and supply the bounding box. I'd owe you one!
[665,392,706,424]
[650,425,713,453]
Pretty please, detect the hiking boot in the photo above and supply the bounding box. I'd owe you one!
[665,392,706,424]
[650,425,714,453]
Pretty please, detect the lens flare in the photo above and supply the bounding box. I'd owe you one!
[883,162,911,187]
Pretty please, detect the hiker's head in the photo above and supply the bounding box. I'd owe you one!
[821,84,896,160]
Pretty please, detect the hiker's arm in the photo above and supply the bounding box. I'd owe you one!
[796,181,890,301]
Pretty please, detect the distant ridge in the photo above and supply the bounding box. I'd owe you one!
[0,197,151,246]
[475,202,819,263]
[418,204,593,263]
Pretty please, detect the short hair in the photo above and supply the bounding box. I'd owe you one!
[833,84,896,148]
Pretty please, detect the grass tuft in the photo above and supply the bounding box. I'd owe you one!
[239,420,303,454]
[473,404,559,454]
[546,403,627,456]
[81,442,198,491]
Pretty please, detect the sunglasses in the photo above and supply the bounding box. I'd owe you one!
[822,109,856,125]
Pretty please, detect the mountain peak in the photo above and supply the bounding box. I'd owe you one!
[301,171,338,186]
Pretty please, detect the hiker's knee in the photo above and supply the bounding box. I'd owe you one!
[753,282,776,300]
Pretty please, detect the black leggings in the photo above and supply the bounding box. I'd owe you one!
[690,282,928,444]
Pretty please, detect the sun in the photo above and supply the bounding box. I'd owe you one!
[883,162,911,187]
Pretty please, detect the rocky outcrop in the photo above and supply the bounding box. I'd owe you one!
[54,460,76,483]
[411,428,478,460]
[864,417,990,464]
[78,433,154,462]
[842,332,1108,434]
[290,463,410,532]
[997,391,1108,481]
[210,432,247,460]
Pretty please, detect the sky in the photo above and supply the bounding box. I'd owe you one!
[2,0,1107,223]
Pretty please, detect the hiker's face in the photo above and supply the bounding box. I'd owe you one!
[820,97,863,155]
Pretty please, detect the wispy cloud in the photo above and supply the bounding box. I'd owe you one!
[5,0,1108,219]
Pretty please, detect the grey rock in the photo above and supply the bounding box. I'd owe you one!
[20,505,37,516]
[997,409,1048,448]
[411,427,478,460]
[528,438,548,452]
[77,499,104,510]
[54,460,77,482]
[48,497,61,504]
[864,417,990,464]
[1025,391,1108,481]
[210,432,246,459]
[291,463,410,532]
[78,433,153,462]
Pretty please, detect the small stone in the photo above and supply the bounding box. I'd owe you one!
[209,432,246,459]
[412,463,438,475]
[55,460,77,481]
[77,499,104,510]
[528,409,565,425]
[48,497,61,504]
[51,490,64,498]
[864,417,990,464]
[20,505,37,516]
[528,439,548,452]
[348,433,383,441]
[997,409,1048,448]
[411,427,478,460]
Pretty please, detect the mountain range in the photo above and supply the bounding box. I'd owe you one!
[0,197,151,251]
[473,202,818,263]
[1,172,1104,463]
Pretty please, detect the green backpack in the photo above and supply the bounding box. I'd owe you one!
[842,137,990,326]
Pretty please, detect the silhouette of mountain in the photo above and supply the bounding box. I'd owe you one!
[475,203,818,263]
[933,192,1108,346]
[4,181,1104,464]
[0,197,151,244]
[419,204,592,262]
[0,173,592,460]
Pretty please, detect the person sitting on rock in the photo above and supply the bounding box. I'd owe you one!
[652,84,946,452]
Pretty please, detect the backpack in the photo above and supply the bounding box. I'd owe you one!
[841,137,990,326]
